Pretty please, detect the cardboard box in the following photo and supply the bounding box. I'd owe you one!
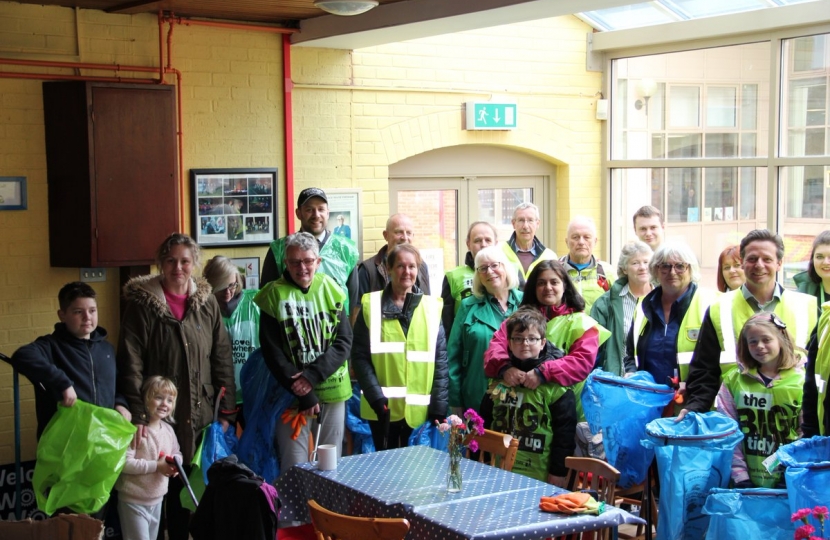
[0,513,104,540]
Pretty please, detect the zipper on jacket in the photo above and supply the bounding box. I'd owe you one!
[87,341,97,405]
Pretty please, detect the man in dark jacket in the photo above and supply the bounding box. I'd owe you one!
[11,281,130,438]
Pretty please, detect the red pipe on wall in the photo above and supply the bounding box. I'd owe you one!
[173,17,297,35]
[0,57,162,77]
[0,72,157,83]
[283,33,295,235]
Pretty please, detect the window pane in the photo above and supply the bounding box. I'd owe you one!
[396,190,458,289]
[706,133,739,157]
[670,86,701,128]
[781,165,830,288]
[667,134,702,157]
[782,35,829,157]
[479,188,533,245]
[740,167,756,220]
[707,87,737,127]
[741,133,757,157]
[705,168,737,221]
[741,84,758,130]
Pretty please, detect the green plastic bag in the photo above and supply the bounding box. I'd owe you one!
[33,400,136,515]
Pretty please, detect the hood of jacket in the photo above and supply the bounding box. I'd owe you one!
[122,274,214,318]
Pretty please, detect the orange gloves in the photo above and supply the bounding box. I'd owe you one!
[280,409,308,440]
[539,492,602,515]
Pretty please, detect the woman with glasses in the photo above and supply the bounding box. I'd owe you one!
[622,242,718,390]
[590,241,654,376]
[352,244,448,450]
[483,260,609,410]
[447,245,522,413]
[117,233,236,540]
[203,256,261,424]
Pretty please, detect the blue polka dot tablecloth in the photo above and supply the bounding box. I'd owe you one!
[276,445,645,540]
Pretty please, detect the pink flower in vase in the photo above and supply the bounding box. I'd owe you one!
[795,524,815,540]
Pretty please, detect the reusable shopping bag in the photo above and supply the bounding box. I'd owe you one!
[703,488,794,540]
[182,387,239,511]
[642,412,743,540]
[776,436,830,513]
[33,400,136,515]
[408,420,449,452]
[236,349,295,484]
[582,370,674,488]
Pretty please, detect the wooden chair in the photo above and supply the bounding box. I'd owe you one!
[564,457,620,540]
[615,471,658,539]
[307,499,410,540]
[464,429,519,472]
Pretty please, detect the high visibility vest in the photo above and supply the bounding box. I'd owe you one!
[254,273,351,403]
[221,288,260,404]
[632,287,719,381]
[710,289,817,374]
[445,265,474,314]
[559,257,616,313]
[359,292,442,427]
[269,233,359,313]
[721,367,803,487]
[814,301,830,435]
[501,242,557,281]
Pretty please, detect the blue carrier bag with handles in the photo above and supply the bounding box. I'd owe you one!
[703,488,795,540]
[582,370,674,488]
[642,412,743,540]
[776,436,830,513]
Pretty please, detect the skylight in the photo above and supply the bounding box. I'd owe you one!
[578,0,819,32]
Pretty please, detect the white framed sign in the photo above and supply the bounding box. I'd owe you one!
[326,188,363,259]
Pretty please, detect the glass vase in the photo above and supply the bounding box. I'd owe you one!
[447,436,463,493]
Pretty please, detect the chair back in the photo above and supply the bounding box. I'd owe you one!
[465,429,519,472]
[564,456,620,504]
[307,499,410,540]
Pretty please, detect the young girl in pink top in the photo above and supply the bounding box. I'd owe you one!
[116,376,182,540]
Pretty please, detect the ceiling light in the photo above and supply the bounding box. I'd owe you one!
[314,0,379,16]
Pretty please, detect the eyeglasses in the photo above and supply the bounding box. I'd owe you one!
[476,262,502,274]
[224,282,239,293]
[658,263,689,274]
[286,258,318,268]
[509,336,542,345]
[769,313,787,330]
[514,218,537,225]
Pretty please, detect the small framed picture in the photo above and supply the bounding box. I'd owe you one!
[191,168,278,247]
[0,177,27,210]
[326,188,362,259]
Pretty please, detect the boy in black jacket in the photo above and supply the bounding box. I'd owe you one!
[12,281,130,438]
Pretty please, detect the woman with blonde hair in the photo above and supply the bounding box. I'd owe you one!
[448,245,522,413]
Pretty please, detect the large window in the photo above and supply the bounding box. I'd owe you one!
[608,34,830,288]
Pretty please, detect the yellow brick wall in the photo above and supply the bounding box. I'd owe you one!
[292,16,603,257]
[0,3,284,463]
[0,3,603,464]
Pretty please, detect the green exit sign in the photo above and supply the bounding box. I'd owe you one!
[465,102,517,130]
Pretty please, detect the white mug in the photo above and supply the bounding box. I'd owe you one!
[318,444,338,471]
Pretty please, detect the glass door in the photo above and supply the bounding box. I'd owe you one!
[391,176,547,294]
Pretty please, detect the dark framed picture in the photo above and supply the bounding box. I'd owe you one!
[0,177,27,210]
[191,168,278,247]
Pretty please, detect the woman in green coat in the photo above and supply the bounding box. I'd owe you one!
[590,241,653,375]
[448,245,522,412]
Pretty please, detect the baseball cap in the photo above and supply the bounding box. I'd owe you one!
[297,187,328,207]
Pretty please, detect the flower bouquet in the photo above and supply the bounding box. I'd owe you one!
[436,409,485,492]
[793,506,829,540]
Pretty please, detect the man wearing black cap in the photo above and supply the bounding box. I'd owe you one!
[261,187,359,314]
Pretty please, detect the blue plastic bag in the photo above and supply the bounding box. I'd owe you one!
[582,370,674,488]
[703,488,795,540]
[408,421,449,452]
[236,349,295,484]
[346,381,375,454]
[777,436,830,513]
[642,412,744,540]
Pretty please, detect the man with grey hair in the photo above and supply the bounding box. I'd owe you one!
[622,241,717,388]
[560,216,616,313]
[255,231,352,493]
[681,229,817,417]
[501,202,557,281]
